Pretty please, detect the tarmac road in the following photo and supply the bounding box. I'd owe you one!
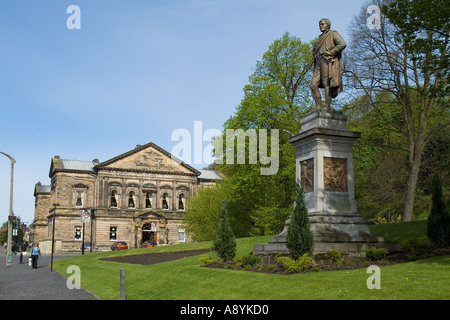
[0,250,100,300]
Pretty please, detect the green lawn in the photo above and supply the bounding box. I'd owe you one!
[52,221,450,300]
[369,220,431,245]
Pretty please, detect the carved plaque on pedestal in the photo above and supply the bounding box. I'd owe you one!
[300,158,314,193]
[323,157,347,192]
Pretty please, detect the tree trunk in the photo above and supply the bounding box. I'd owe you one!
[403,158,421,222]
[402,128,426,222]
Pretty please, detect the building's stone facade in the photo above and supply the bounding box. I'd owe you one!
[30,142,221,254]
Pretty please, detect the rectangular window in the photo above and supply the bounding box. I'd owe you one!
[178,229,185,242]
[110,226,117,241]
[75,191,84,207]
[74,226,82,240]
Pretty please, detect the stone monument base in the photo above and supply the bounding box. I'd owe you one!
[253,216,400,264]
[253,240,400,265]
[253,109,401,264]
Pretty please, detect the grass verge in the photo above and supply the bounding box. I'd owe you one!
[52,221,450,300]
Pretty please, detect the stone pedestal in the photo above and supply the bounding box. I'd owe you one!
[254,110,395,264]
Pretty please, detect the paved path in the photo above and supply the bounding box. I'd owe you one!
[0,251,100,300]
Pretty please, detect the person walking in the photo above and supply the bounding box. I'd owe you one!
[30,242,42,269]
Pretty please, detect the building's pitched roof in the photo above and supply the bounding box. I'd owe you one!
[60,159,95,172]
[49,142,201,177]
[34,182,51,196]
[198,169,222,181]
[94,142,201,176]
[49,156,95,177]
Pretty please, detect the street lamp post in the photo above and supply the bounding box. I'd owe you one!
[50,203,60,272]
[1,151,16,267]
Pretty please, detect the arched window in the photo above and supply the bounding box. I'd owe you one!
[145,192,153,209]
[128,191,136,208]
[110,190,119,208]
[75,191,84,207]
[178,194,186,210]
[162,193,169,210]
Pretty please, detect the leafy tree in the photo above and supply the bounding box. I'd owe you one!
[344,94,409,220]
[223,32,314,133]
[286,182,314,260]
[183,183,227,241]
[212,199,236,261]
[0,222,7,244]
[383,0,449,98]
[418,126,450,193]
[213,32,314,236]
[427,174,450,247]
[345,0,450,221]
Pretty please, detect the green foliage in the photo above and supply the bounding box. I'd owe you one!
[183,184,227,241]
[212,199,237,261]
[343,94,409,221]
[276,253,313,273]
[0,216,24,245]
[418,127,450,194]
[347,0,450,222]
[264,265,275,272]
[250,206,292,236]
[401,238,421,254]
[365,247,389,261]
[369,220,431,245]
[224,32,314,132]
[286,183,314,260]
[314,250,343,265]
[326,250,344,264]
[199,255,218,266]
[344,91,449,222]
[211,32,314,238]
[235,254,260,267]
[50,224,450,300]
[427,174,450,248]
[382,0,450,98]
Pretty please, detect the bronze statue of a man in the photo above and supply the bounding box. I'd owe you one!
[310,18,346,112]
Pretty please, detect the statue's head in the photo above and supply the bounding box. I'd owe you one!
[319,18,331,32]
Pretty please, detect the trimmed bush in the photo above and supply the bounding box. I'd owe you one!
[327,250,343,264]
[365,246,388,261]
[276,253,313,273]
[241,254,260,267]
[199,255,217,266]
[314,250,343,265]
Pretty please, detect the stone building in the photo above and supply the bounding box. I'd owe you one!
[30,142,221,254]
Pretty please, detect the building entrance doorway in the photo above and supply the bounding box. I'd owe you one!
[142,230,156,242]
[142,222,157,245]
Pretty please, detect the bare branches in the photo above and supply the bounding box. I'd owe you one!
[345,0,449,221]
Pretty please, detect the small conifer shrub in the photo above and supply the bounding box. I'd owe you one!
[212,199,237,261]
[286,182,314,260]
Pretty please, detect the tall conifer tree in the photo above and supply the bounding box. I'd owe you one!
[427,174,450,248]
[286,182,314,259]
[212,199,237,261]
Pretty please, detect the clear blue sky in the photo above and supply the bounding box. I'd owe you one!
[0,0,368,224]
